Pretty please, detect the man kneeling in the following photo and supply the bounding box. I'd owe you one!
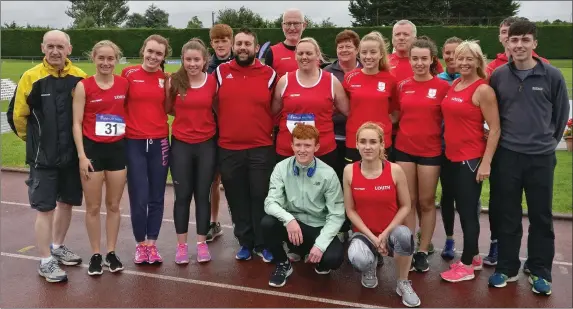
[262,124,345,288]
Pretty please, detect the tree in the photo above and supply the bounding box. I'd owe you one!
[318,17,336,28]
[186,16,203,29]
[65,0,129,27]
[74,16,97,29]
[349,0,519,26]
[2,21,21,29]
[143,4,170,28]
[215,6,268,28]
[125,13,147,28]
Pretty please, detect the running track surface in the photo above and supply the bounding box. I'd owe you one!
[1,171,571,308]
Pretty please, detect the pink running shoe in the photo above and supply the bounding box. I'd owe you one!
[175,243,189,264]
[196,242,211,263]
[147,245,163,264]
[134,244,148,264]
[450,256,483,270]
[441,261,475,282]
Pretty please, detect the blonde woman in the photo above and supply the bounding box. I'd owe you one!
[72,40,129,275]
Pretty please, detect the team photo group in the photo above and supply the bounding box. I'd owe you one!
[6,6,570,308]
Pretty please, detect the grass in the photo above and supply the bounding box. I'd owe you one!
[434,151,572,214]
[1,59,572,213]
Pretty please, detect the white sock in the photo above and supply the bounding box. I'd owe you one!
[52,243,62,249]
[491,239,498,244]
[41,256,54,264]
[197,241,206,245]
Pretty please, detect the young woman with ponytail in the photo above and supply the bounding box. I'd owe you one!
[165,38,218,264]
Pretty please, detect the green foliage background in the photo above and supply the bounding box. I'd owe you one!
[2,25,571,59]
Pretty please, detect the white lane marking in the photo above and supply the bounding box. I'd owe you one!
[3,200,572,267]
[0,201,234,229]
[0,252,382,308]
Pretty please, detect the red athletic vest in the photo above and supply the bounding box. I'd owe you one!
[171,73,217,144]
[277,70,336,156]
[81,75,129,143]
[351,160,398,235]
[442,79,487,162]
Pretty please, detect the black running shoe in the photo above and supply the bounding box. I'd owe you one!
[411,252,429,272]
[268,261,293,288]
[88,254,103,276]
[105,251,124,273]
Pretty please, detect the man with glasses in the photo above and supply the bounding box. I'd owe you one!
[265,8,307,154]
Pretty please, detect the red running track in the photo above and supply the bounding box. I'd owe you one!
[1,171,571,308]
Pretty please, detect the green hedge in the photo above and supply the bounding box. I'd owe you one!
[2,26,571,59]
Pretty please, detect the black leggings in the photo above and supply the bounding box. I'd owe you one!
[170,137,217,236]
[443,157,483,265]
[440,156,456,237]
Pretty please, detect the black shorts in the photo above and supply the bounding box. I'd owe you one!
[83,136,126,172]
[25,165,83,212]
[394,148,442,166]
[344,147,394,164]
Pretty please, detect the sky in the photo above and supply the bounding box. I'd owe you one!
[1,1,572,28]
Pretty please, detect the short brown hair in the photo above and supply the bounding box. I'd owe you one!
[335,29,360,48]
[500,16,529,28]
[292,124,320,144]
[210,24,233,40]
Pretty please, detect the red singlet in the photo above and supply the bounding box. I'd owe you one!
[81,75,129,143]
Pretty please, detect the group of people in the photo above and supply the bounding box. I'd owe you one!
[6,7,569,307]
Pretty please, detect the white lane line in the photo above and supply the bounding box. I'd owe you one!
[0,252,382,308]
[0,201,234,229]
[3,200,572,267]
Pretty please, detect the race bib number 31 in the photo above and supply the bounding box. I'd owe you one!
[286,113,315,133]
[95,114,125,137]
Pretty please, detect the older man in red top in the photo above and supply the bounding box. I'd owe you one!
[265,8,307,145]
[389,20,444,83]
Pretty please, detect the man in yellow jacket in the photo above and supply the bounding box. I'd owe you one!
[7,30,87,283]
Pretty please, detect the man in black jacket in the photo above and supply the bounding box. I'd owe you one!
[487,20,570,296]
[7,30,86,282]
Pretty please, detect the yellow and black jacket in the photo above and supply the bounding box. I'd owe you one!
[7,58,87,168]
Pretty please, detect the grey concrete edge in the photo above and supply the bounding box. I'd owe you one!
[2,166,571,221]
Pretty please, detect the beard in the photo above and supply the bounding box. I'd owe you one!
[235,51,256,67]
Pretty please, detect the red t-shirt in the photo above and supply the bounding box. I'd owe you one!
[81,75,129,143]
[442,79,487,162]
[343,69,398,148]
[215,59,277,150]
[172,73,217,144]
[389,52,444,83]
[121,65,169,139]
[269,43,298,78]
[269,43,298,126]
[351,160,398,235]
[395,76,450,157]
[277,69,336,156]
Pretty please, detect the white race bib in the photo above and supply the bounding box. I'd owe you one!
[95,114,125,137]
[286,113,315,133]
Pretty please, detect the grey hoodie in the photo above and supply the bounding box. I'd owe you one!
[489,56,570,155]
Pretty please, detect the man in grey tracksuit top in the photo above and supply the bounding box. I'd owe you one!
[487,20,569,294]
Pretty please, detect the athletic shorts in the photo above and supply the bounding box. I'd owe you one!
[394,148,442,166]
[25,165,83,212]
[83,136,126,172]
[344,147,394,164]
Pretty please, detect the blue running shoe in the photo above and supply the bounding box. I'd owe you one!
[483,241,498,266]
[529,275,551,296]
[488,272,518,288]
[441,239,455,260]
[235,246,252,260]
[254,248,273,263]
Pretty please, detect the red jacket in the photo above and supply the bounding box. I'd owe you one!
[486,51,549,76]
